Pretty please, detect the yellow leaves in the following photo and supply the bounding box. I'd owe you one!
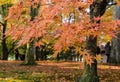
[75,47,82,53]
[0,0,11,5]
[0,0,19,6]
[42,38,49,44]
[95,55,102,61]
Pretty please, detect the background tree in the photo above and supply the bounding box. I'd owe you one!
[110,5,120,64]
[0,0,13,60]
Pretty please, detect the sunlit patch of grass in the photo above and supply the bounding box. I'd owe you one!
[0,78,33,82]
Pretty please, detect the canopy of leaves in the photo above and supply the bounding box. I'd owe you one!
[5,0,120,65]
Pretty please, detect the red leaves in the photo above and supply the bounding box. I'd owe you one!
[6,1,24,20]
[34,41,43,47]
[115,20,120,27]
[93,16,101,22]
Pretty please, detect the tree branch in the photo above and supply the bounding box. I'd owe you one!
[0,21,4,26]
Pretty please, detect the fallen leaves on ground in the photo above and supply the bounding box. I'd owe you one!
[0,61,120,82]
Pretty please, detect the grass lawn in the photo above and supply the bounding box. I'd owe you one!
[0,61,120,82]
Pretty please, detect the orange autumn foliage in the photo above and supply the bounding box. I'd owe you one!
[5,0,120,66]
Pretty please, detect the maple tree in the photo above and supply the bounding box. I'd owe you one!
[5,0,120,82]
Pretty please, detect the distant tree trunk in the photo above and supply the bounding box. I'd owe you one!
[39,45,44,60]
[35,37,41,61]
[24,4,40,65]
[1,20,8,60]
[15,48,19,60]
[39,45,47,60]
[35,46,40,61]
[80,1,108,82]
[110,6,120,64]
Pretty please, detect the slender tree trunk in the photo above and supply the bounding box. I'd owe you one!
[80,1,108,82]
[1,20,8,60]
[110,6,120,64]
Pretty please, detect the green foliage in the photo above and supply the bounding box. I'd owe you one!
[0,1,13,18]
[0,0,12,6]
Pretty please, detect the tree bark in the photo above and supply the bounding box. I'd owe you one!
[0,4,9,60]
[80,36,99,82]
[79,0,108,82]
[110,6,120,64]
[24,43,36,65]
[1,20,8,60]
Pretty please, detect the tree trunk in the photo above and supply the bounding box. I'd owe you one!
[80,36,99,82]
[15,48,19,60]
[35,46,40,61]
[23,4,40,65]
[110,6,120,64]
[1,20,8,60]
[24,43,36,65]
[1,4,9,60]
[79,1,108,82]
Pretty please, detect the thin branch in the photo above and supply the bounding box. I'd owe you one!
[0,21,4,26]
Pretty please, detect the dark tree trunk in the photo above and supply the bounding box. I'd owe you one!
[35,46,40,61]
[110,6,120,64]
[39,45,47,60]
[15,49,19,60]
[1,20,8,60]
[79,1,108,82]
[80,36,99,82]
[1,4,9,60]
